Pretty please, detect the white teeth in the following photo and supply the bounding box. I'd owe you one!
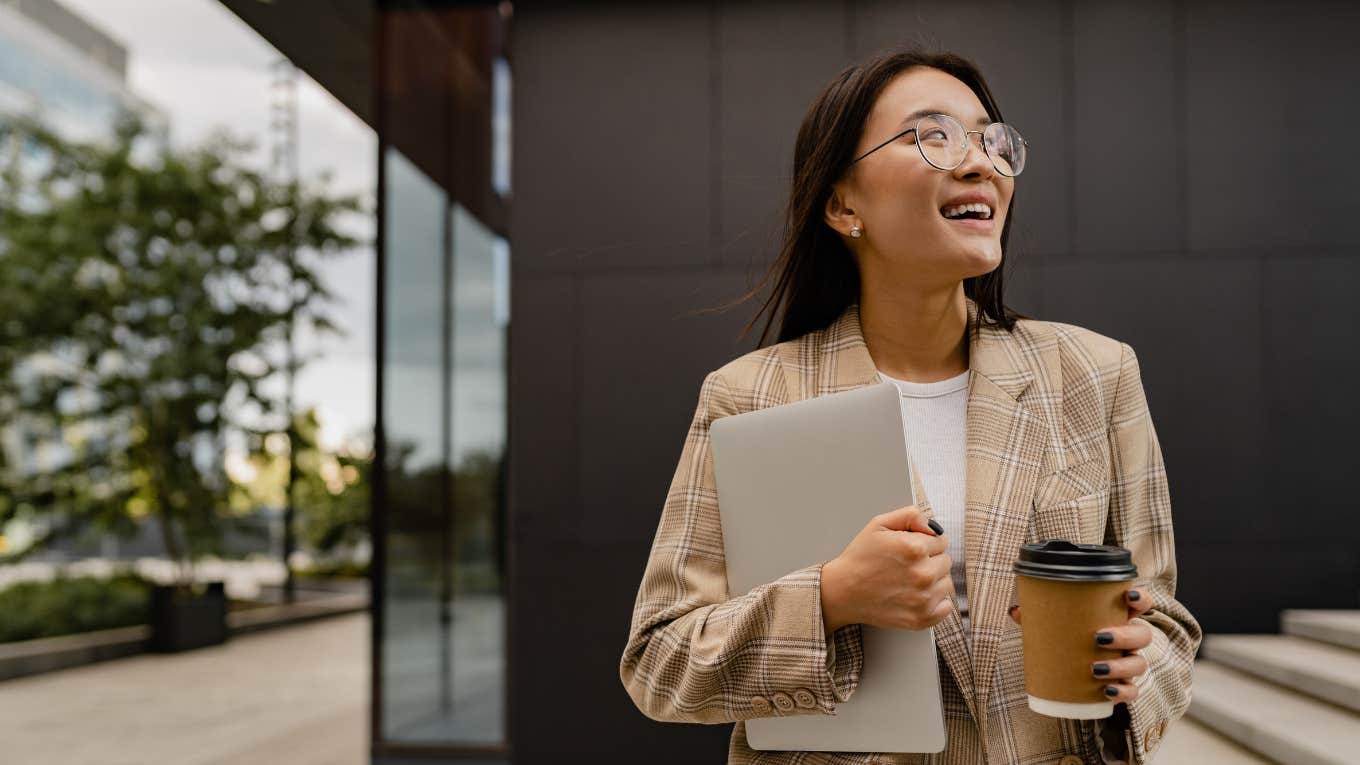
[942,202,993,219]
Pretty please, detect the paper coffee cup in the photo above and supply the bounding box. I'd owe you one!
[1013,540,1138,719]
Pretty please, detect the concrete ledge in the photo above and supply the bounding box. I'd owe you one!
[1203,633,1360,713]
[228,592,368,635]
[1188,660,1360,765]
[0,624,150,682]
[0,589,368,682]
[1283,609,1360,651]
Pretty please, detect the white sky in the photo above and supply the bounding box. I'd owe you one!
[60,0,377,454]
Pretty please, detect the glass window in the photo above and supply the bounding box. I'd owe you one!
[379,147,449,740]
[375,2,510,754]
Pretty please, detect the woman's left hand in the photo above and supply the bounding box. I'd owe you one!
[1008,587,1153,703]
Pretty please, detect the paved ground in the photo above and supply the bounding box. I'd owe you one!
[0,613,369,765]
[0,611,1269,764]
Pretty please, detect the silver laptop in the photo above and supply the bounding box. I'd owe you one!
[709,380,947,753]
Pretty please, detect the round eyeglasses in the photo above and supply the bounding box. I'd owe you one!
[848,113,1028,177]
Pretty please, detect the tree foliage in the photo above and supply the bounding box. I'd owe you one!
[234,406,371,558]
[0,116,365,580]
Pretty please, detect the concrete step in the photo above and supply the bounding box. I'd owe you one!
[1202,633,1360,713]
[1187,660,1360,765]
[1158,715,1275,764]
[1283,609,1360,651]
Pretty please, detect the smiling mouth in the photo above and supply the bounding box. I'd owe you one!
[939,203,994,221]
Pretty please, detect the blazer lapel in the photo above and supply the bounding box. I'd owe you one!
[776,298,1049,731]
[960,305,1049,735]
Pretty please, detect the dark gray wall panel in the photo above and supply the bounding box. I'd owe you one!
[1262,255,1360,541]
[1185,1,1360,253]
[507,276,581,541]
[1180,542,1358,634]
[512,4,713,274]
[852,0,1071,259]
[715,1,849,271]
[1006,254,1044,317]
[578,270,757,543]
[1000,249,1046,319]
[1072,0,1182,256]
[509,542,731,762]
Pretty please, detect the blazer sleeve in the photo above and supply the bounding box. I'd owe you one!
[619,369,865,724]
[1102,343,1205,763]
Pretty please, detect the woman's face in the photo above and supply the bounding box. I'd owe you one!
[827,66,1015,288]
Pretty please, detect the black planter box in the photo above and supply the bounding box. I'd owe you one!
[150,581,228,653]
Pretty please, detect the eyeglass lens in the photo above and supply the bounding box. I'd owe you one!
[915,114,1026,177]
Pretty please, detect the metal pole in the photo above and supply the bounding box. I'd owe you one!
[270,59,300,603]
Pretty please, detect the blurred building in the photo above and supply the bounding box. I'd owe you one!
[0,0,166,141]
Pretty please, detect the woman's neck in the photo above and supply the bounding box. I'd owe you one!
[858,283,969,383]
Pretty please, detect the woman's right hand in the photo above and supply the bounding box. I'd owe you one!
[820,505,954,632]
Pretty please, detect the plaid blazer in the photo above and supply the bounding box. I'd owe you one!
[620,297,1203,764]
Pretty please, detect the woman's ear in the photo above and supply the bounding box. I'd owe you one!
[824,181,858,237]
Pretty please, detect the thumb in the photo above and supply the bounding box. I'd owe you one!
[877,505,944,536]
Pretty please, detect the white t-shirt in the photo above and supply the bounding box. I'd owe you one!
[877,368,971,644]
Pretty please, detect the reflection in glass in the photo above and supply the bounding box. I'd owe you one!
[379,167,509,745]
[446,202,507,743]
[375,1,510,751]
[380,148,447,740]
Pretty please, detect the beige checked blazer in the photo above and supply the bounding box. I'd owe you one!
[620,297,1202,765]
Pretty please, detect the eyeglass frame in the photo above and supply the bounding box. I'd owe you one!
[846,113,1029,177]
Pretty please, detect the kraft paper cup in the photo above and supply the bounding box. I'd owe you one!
[1014,540,1137,719]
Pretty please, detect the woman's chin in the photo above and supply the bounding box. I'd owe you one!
[956,246,1003,278]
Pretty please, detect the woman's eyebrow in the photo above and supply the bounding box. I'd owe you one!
[898,108,993,128]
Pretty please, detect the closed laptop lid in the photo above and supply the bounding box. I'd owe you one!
[710,381,946,753]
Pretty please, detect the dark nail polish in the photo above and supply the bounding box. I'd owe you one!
[1104,685,1119,697]
[1093,663,1110,676]
[927,518,944,535]
[1128,590,1141,602]
[1096,632,1115,645]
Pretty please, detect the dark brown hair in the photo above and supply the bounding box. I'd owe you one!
[731,47,1029,347]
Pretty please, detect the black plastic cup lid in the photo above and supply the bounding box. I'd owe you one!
[1013,540,1137,582]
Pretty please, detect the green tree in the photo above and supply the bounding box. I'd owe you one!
[0,116,365,583]
[234,407,371,559]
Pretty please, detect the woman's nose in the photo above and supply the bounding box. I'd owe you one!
[954,133,993,177]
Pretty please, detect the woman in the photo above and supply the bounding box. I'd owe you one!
[619,48,1201,765]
